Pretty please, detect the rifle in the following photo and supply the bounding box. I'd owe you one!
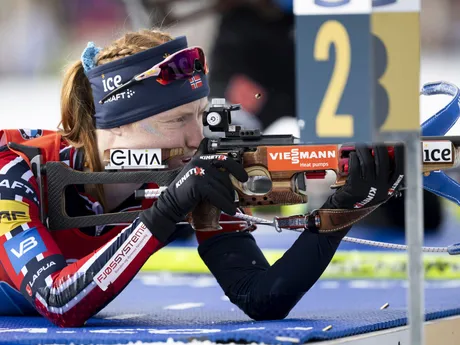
[36,83,460,233]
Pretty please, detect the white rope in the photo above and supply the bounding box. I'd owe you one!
[139,191,454,254]
[341,236,448,253]
[231,212,450,254]
[231,212,273,225]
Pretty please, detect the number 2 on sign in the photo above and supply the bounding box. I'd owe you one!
[314,20,353,137]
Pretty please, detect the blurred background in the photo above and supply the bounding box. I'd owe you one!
[1,0,460,236]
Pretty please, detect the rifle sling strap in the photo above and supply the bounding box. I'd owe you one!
[274,203,384,234]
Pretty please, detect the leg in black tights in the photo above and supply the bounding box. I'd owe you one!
[198,228,349,321]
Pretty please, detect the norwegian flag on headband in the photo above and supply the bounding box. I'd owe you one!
[189,76,203,90]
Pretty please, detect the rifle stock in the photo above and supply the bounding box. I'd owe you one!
[42,135,459,230]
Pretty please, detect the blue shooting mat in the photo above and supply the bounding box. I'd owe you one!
[1,273,460,345]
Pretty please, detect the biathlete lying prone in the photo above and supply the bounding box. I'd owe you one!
[0,28,404,327]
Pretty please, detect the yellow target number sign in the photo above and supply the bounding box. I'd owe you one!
[372,1,421,135]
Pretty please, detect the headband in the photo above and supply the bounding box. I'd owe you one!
[84,36,209,129]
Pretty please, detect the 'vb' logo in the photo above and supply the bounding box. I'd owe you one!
[10,237,38,258]
[4,228,47,274]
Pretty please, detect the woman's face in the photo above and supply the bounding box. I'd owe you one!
[97,97,208,169]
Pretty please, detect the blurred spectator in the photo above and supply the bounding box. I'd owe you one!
[421,0,459,51]
[208,1,295,131]
[0,0,128,76]
[0,0,61,75]
[1,0,459,76]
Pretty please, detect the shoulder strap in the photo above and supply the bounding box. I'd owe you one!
[0,129,63,225]
[0,129,62,165]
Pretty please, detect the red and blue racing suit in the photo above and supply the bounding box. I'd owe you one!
[0,129,245,327]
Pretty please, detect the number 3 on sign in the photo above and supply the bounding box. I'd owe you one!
[314,21,353,137]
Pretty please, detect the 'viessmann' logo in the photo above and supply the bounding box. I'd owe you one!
[269,148,336,164]
[315,0,350,7]
[373,0,397,6]
[267,146,338,171]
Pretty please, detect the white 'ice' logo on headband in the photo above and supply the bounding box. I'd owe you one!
[102,75,123,92]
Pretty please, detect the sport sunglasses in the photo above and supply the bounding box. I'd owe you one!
[99,46,208,104]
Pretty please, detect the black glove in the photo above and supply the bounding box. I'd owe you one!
[322,144,405,210]
[140,140,248,243]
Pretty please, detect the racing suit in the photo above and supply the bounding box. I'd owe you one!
[0,129,246,327]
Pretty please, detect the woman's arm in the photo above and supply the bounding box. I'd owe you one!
[0,147,163,327]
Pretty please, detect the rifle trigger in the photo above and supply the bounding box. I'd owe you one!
[294,173,307,195]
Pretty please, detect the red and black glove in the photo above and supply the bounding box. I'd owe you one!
[322,144,405,210]
[140,139,248,242]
